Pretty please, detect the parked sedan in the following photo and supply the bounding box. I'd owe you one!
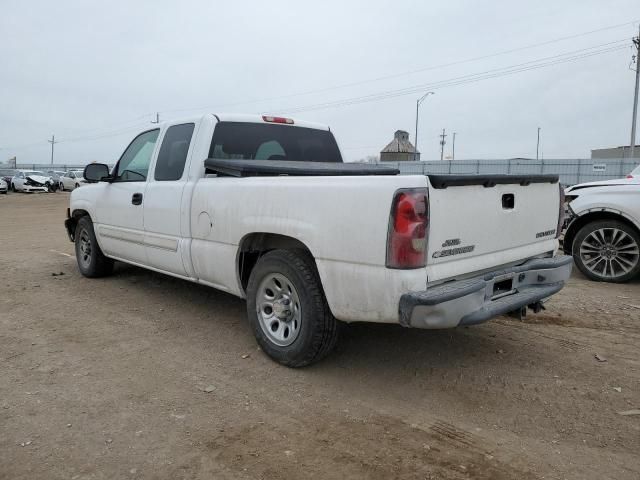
[59,170,86,191]
[47,170,66,190]
[10,170,50,193]
[0,178,7,194]
[0,169,17,188]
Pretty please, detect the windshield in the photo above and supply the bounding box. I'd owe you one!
[630,164,640,176]
[209,122,342,163]
[25,171,45,176]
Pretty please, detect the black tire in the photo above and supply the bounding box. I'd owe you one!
[74,216,114,278]
[11,184,16,192]
[246,249,339,367]
[75,183,79,189]
[59,183,65,192]
[572,219,640,283]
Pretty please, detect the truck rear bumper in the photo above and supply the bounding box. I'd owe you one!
[399,255,573,329]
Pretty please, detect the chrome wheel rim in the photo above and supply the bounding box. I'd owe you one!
[256,273,301,347]
[78,229,92,268]
[579,227,639,279]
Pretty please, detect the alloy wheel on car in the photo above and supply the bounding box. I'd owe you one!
[578,227,640,280]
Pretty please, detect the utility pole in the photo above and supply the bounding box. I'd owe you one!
[151,112,160,124]
[452,132,457,160]
[414,92,434,161]
[629,25,640,159]
[48,135,58,165]
[439,129,447,161]
[536,127,541,161]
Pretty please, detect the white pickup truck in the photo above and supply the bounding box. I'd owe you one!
[65,114,571,366]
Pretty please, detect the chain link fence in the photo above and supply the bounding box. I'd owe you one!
[384,158,638,185]
[13,158,639,186]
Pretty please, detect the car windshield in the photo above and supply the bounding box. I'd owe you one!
[25,171,45,176]
[209,122,343,163]
[72,170,84,176]
[630,164,640,176]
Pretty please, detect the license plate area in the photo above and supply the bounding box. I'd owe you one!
[492,274,516,300]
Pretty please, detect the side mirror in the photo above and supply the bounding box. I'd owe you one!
[84,163,110,183]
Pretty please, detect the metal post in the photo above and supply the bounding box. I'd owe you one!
[48,135,57,165]
[629,26,640,159]
[536,127,541,161]
[452,132,457,160]
[439,129,446,161]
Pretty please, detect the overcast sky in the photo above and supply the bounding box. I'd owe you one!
[1,0,639,165]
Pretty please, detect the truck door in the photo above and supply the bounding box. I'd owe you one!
[143,123,196,277]
[94,129,160,265]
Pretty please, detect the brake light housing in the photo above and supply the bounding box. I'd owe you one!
[262,115,294,125]
[386,188,429,269]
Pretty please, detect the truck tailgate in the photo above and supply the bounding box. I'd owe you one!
[426,174,560,282]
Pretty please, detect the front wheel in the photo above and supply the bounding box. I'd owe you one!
[74,216,114,278]
[246,250,339,367]
[572,219,640,283]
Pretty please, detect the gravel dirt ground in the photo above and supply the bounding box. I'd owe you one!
[1,192,639,480]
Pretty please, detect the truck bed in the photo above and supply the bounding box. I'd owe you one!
[204,159,400,177]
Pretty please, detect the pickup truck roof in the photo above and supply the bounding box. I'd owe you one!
[162,113,331,132]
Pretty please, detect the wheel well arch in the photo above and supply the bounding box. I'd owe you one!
[563,209,640,254]
[236,233,315,293]
[66,208,91,240]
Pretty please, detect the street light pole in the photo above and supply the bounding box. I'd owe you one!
[536,127,541,161]
[414,92,434,161]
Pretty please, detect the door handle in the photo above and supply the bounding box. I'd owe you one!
[132,193,143,205]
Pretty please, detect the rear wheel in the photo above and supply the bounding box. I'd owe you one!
[246,250,339,367]
[572,219,640,283]
[59,183,65,191]
[74,216,114,278]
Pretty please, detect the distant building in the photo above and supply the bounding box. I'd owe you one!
[380,130,418,162]
[591,146,640,160]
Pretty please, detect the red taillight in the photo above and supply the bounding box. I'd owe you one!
[386,188,429,269]
[262,115,294,124]
[556,183,565,238]
[627,174,634,179]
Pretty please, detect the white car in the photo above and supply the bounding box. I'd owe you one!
[563,164,640,282]
[11,170,51,193]
[0,178,7,194]
[59,170,86,191]
[65,113,571,366]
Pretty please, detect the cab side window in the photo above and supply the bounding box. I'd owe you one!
[154,123,195,181]
[115,129,160,182]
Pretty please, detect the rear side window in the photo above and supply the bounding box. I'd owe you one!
[154,123,195,181]
[209,122,342,163]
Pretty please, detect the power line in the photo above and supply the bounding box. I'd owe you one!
[275,42,628,115]
[157,20,639,116]
[3,22,637,151]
